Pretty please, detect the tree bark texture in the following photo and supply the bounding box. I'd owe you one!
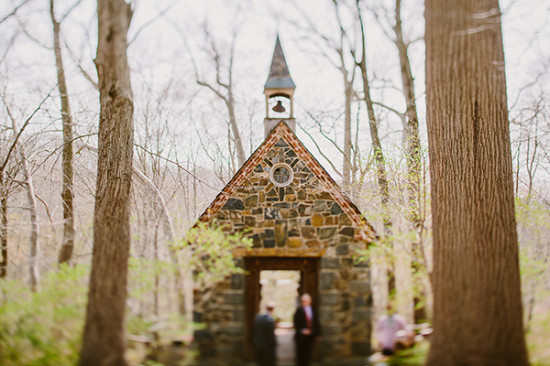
[227,92,246,167]
[0,192,7,278]
[425,1,528,364]
[50,0,75,265]
[79,1,134,365]
[342,78,353,192]
[21,151,40,291]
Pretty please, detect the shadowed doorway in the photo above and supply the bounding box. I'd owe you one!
[244,257,320,363]
[260,270,300,364]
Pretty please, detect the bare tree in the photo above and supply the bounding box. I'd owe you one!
[49,0,76,265]
[0,92,51,278]
[79,0,134,364]
[425,0,529,364]
[0,193,6,278]
[20,149,39,290]
[192,24,246,169]
[286,1,362,195]
[5,97,41,290]
[510,88,550,332]
[392,0,426,323]
[353,0,395,295]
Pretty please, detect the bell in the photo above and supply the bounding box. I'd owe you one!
[272,100,286,113]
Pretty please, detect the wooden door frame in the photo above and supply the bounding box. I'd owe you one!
[243,256,320,361]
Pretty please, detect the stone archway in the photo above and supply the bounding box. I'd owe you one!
[243,256,320,362]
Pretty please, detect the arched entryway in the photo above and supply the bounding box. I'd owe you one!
[243,256,320,362]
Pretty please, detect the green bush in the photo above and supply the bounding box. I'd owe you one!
[0,225,253,366]
[389,341,429,365]
[178,222,252,288]
[0,264,89,366]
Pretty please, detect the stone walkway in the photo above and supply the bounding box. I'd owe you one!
[276,325,295,365]
[142,327,384,366]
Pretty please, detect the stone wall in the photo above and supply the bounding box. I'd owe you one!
[215,138,360,251]
[193,129,372,365]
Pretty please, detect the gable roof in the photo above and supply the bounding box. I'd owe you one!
[198,121,377,243]
[264,36,296,90]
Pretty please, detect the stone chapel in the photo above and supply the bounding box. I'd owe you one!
[192,37,376,366]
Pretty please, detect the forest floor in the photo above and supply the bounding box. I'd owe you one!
[128,309,550,366]
[369,341,428,366]
[377,309,550,366]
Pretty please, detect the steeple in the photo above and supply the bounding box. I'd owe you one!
[265,36,296,90]
[264,36,296,137]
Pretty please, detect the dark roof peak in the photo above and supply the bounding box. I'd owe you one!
[197,121,376,243]
[264,36,296,89]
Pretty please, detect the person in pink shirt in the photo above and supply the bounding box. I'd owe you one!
[376,303,407,356]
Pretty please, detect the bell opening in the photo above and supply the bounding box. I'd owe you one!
[267,95,291,119]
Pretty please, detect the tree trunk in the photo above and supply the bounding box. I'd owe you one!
[79,0,134,365]
[425,1,529,364]
[393,0,426,322]
[342,79,353,192]
[50,0,75,265]
[0,189,7,279]
[394,0,421,227]
[21,150,39,291]
[356,2,394,297]
[227,93,245,167]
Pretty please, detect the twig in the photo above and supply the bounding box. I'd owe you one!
[1,88,54,173]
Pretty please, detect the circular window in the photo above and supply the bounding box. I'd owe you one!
[269,163,294,187]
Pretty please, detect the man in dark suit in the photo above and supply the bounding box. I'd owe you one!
[254,301,277,366]
[293,293,321,366]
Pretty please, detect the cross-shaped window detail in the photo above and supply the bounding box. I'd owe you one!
[273,166,290,183]
[269,163,293,187]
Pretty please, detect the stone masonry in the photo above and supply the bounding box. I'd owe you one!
[193,121,376,365]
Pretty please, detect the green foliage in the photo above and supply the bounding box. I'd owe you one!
[520,248,550,297]
[177,222,252,288]
[389,341,429,365]
[127,256,177,302]
[126,257,189,348]
[515,196,550,234]
[139,361,166,366]
[527,310,550,366]
[0,224,254,365]
[515,195,550,335]
[0,264,89,366]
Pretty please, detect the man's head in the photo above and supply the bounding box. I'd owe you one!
[266,301,275,312]
[300,293,312,307]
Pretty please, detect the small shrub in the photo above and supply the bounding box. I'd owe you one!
[0,264,89,366]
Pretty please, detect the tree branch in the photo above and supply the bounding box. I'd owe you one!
[1,89,54,173]
[128,0,179,45]
[0,0,31,25]
[297,124,343,179]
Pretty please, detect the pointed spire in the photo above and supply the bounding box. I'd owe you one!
[264,36,296,135]
[264,36,296,89]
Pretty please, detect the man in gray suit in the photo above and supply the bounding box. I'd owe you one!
[254,301,277,366]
